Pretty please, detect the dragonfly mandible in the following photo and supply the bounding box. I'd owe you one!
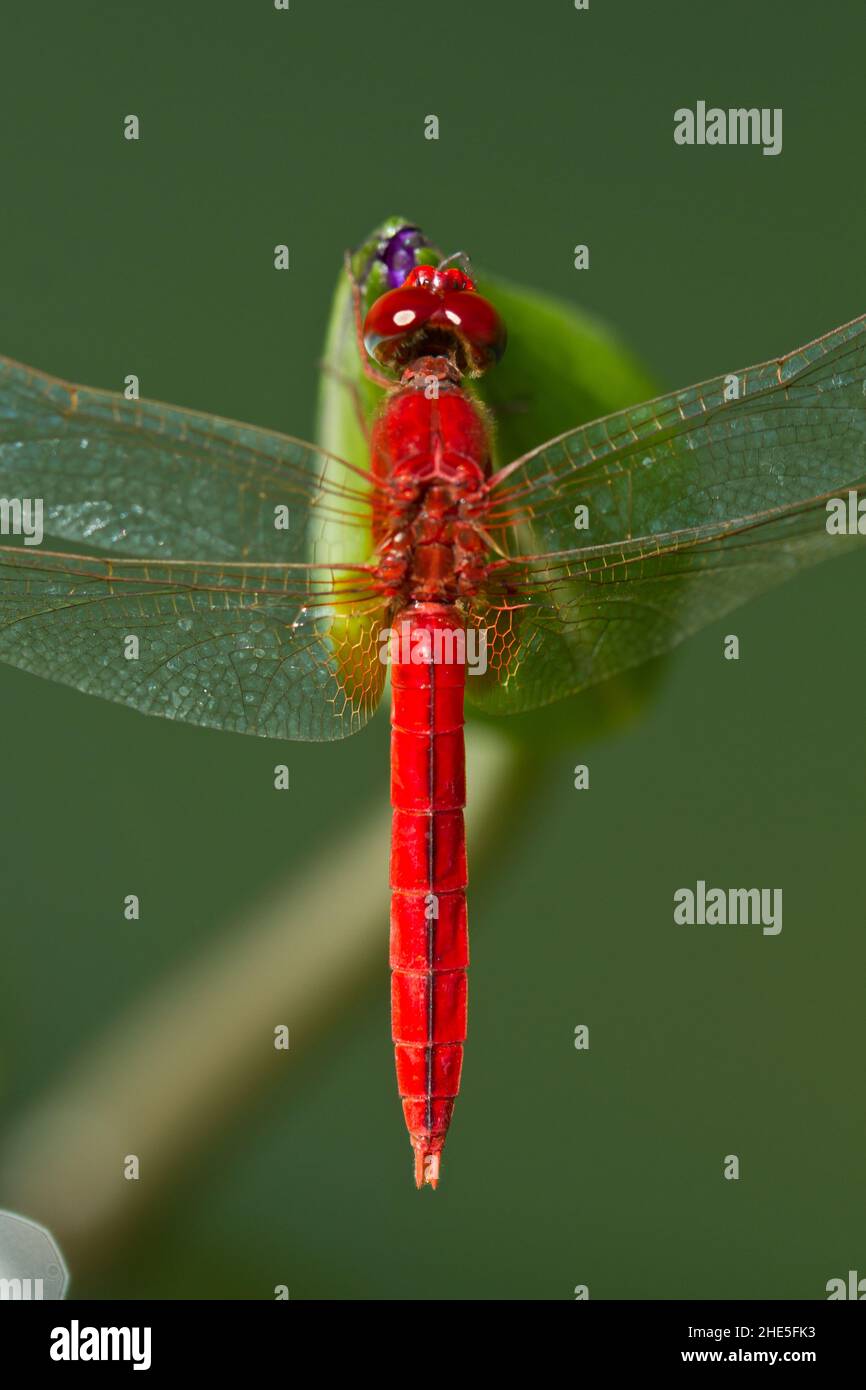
[1,219,864,1186]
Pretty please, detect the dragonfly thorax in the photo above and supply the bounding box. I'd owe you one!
[370,371,492,603]
[375,481,488,605]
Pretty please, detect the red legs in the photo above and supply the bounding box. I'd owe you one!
[315,251,398,443]
[344,250,394,391]
[317,358,372,442]
[469,519,509,561]
[437,249,475,279]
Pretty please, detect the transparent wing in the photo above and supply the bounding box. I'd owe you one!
[0,356,388,739]
[467,314,866,714]
[0,548,388,740]
[0,354,374,563]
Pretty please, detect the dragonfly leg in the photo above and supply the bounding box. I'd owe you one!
[344,250,394,391]
[317,359,371,441]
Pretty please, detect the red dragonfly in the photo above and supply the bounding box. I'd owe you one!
[1,222,865,1187]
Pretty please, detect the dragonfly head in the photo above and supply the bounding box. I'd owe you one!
[363,262,506,380]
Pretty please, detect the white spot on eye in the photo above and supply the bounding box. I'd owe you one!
[444,309,461,325]
[393,309,416,327]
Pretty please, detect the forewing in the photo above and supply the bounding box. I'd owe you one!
[0,356,387,739]
[0,354,374,564]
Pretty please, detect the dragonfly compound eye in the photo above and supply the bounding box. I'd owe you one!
[363,277,506,377]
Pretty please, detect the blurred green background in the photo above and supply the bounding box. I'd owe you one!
[1,0,864,1299]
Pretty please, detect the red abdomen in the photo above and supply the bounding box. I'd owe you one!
[389,604,468,1189]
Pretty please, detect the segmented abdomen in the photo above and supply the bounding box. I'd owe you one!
[389,602,468,1188]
